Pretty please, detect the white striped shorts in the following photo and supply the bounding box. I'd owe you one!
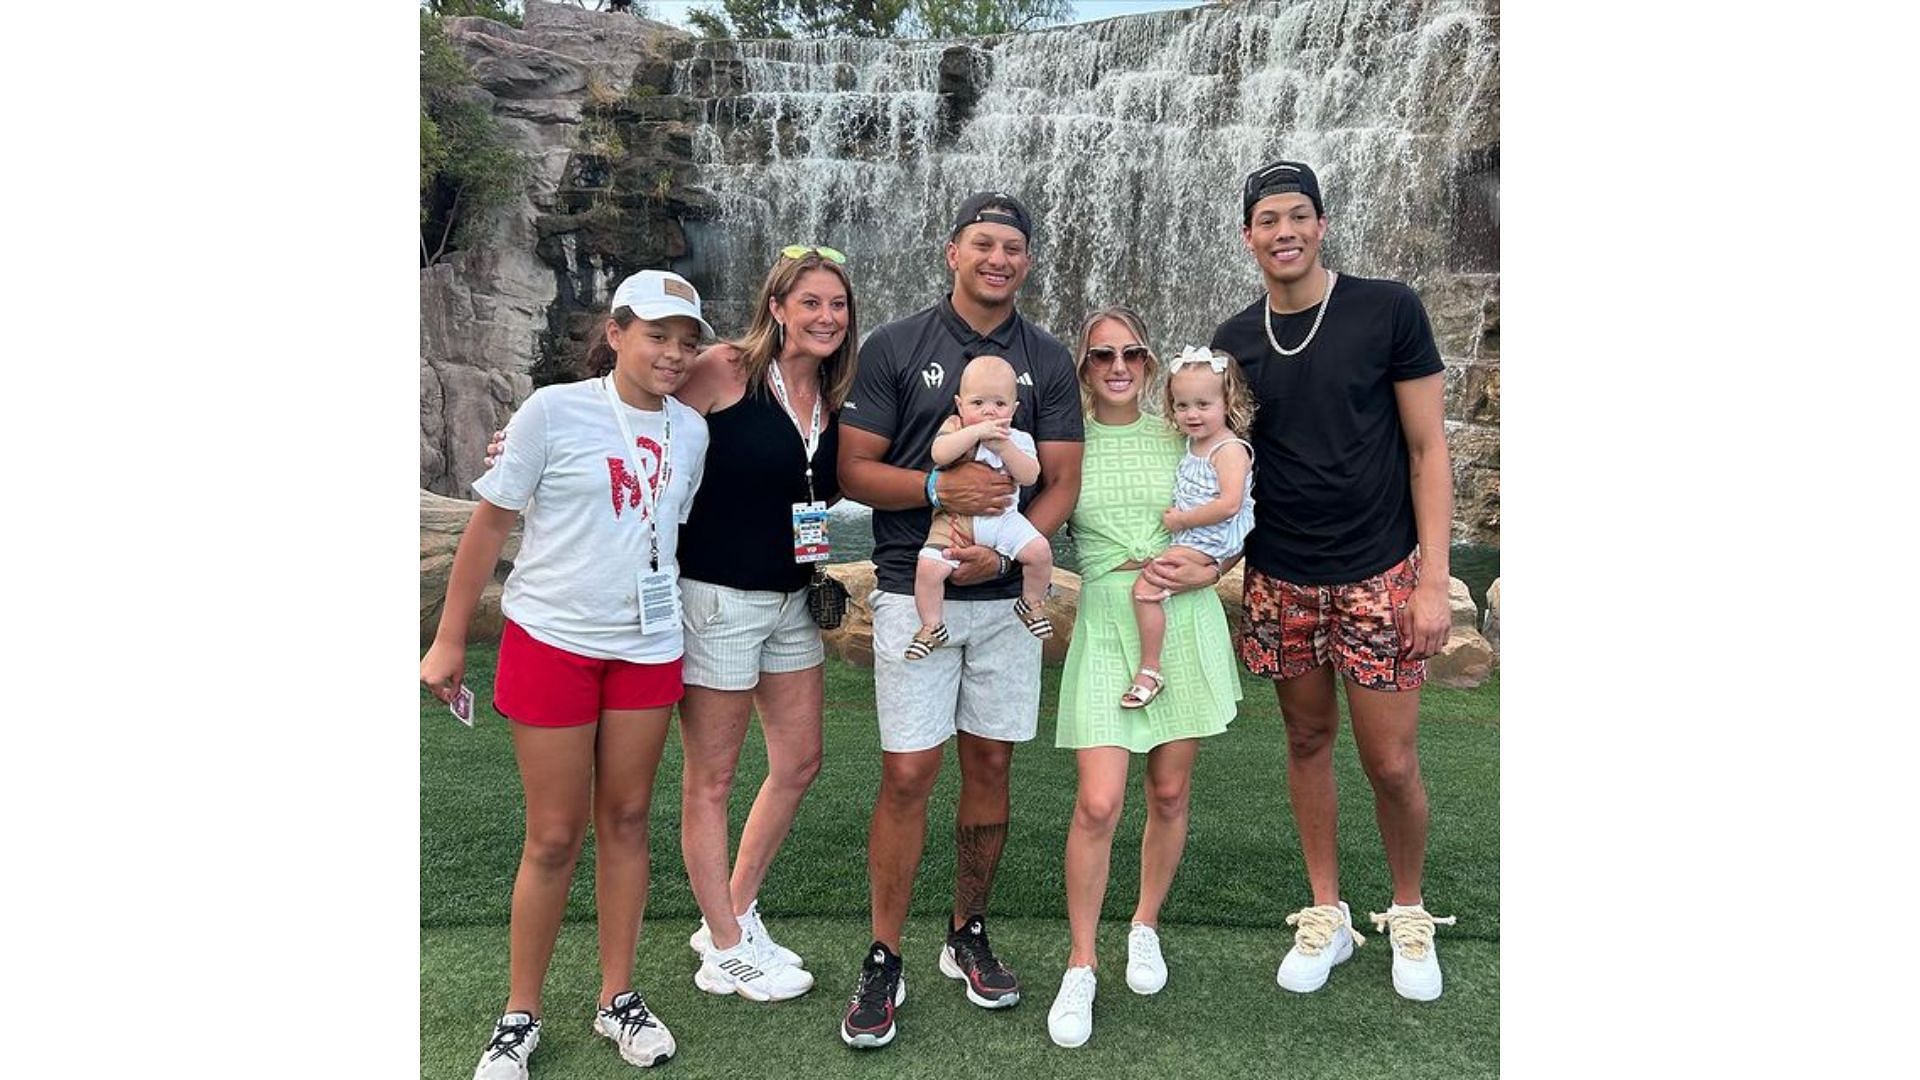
[679,578,824,691]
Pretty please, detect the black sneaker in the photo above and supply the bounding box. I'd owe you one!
[840,941,906,1049]
[938,914,1021,1008]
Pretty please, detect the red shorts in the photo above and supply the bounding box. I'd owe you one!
[1238,550,1427,692]
[493,620,684,727]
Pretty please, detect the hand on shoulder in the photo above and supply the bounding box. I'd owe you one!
[678,342,749,413]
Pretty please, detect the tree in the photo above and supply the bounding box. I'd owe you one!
[912,0,1071,37]
[687,0,1067,39]
[423,0,524,27]
[420,11,529,265]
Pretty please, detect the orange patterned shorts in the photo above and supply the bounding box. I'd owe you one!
[1238,550,1426,691]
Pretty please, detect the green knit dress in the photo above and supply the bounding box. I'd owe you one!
[1056,414,1243,751]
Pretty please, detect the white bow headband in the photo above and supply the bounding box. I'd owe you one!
[1170,346,1227,374]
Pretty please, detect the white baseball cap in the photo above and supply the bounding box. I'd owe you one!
[610,270,715,339]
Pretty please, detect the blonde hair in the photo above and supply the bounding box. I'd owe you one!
[730,251,860,411]
[1072,305,1162,418]
[1166,348,1256,438]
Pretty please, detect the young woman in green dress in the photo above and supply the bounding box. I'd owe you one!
[1044,307,1242,1049]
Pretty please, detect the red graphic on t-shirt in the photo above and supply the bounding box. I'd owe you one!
[607,435,664,519]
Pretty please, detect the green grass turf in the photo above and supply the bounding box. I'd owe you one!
[422,650,1499,1078]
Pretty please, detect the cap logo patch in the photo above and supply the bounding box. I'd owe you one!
[661,278,698,303]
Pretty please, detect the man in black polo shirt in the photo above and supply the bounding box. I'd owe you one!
[1213,160,1458,1002]
[835,192,1084,1048]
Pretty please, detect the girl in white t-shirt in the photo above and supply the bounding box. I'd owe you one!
[422,271,712,1080]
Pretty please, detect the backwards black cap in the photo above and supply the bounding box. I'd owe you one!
[1242,160,1324,224]
[950,190,1032,240]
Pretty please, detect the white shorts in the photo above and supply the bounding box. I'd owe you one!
[918,509,1047,568]
[679,578,824,692]
[869,590,1041,753]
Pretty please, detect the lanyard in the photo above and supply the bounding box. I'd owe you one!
[766,359,823,504]
[602,376,672,572]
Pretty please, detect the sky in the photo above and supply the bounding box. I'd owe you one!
[639,0,1210,31]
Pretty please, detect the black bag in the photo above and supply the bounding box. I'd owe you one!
[807,567,849,630]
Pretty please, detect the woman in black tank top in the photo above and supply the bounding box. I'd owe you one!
[669,247,860,989]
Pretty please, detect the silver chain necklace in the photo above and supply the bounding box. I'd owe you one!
[1264,270,1338,357]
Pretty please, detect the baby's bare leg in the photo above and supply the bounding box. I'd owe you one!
[1014,536,1052,608]
[915,554,954,630]
[1132,571,1168,678]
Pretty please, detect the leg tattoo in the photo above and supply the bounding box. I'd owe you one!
[954,820,1009,920]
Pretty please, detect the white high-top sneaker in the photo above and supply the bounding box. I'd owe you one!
[1276,900,1365,992]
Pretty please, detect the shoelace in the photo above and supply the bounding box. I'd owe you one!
[954,921,1009,978]
[485,1020,534,1062]
[602,995,658,1036]
[1285,904,1366,956]
[1129,925,1162,965]
[850,960,896,1015]
[1368,907,1457,961]
[1058,968,1096,1008]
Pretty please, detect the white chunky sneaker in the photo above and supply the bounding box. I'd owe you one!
[742,900,805,969]
[1047,966,1097,1049]
[592,990,675,1067]
[472,1012,539,1080]
[1370,904,1458,1002]
[689,905,803,968]
[1276,900,1365,993]
[1125,923,1167,995]
[694,931,816,1002]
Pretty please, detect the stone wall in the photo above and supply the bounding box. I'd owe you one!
[422,1,700,498]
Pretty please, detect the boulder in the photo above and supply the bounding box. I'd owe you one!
[421,491,521,646]
[1449,576,1478,629]
[1427,627,1494,689]
[1482,577,1500,658]
[819,561,1083,668]
[1217,562,1247,640]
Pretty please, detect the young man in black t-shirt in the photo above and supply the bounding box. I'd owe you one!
[1212,160,1459,1002]
[834,192,1084,1048]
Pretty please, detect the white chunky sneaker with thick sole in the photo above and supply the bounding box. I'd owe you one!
[592,990,675,1068]
[1370,904,1457,1002]
[689,905,803,968]
[472,1012,539,1080]
[1047,966,1097,1048]
[1276,900,1365,993]
[694,932,815,1002]
[1126,923,1167,995]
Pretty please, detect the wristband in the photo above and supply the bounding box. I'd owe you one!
[997,553,1013,577]
[925,468,942,509]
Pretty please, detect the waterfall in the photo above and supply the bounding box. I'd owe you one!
[669,0,1499,353]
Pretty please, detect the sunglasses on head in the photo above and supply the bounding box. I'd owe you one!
[781,244,847,265]
[1082,344,1153,367]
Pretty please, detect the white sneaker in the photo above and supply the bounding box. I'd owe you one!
[1125,923,1167,995]
[694,931,816,1002]
[1047,966,1097,1048]
[689,903,803,968]
[741,900,805,969]
[1370,904,1458,1002]
[592,991,675,1068]
[1276,900,1365,993]
[472,1012,539,1080]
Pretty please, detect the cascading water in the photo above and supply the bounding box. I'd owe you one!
[669,0,1498,354]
